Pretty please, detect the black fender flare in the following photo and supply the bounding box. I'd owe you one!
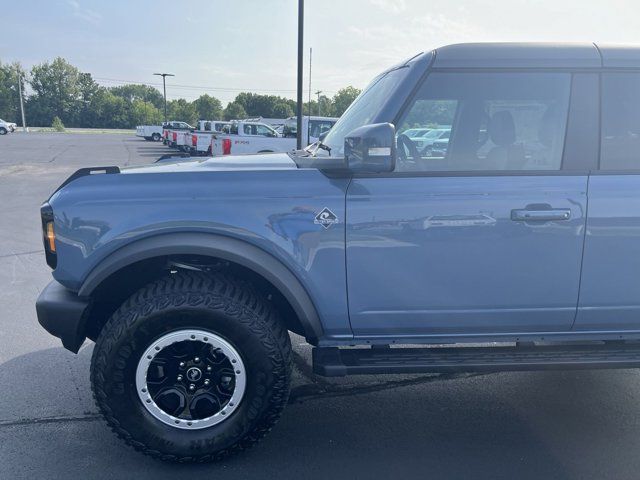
[78,232,323,341]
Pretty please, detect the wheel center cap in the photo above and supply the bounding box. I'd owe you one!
[186,367,202,382]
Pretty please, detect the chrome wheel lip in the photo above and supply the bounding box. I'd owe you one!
[135,329,246,430]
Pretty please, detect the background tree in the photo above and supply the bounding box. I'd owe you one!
[331,86,361,116]
[0,56,363,128]
[193,94,223,120]
[167,98,198,125]
[223,101,247,120]
[110,84,164,110]
[0,60,22,124]
[28,57,92,127]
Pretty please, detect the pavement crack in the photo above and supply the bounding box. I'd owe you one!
[49,145,73,163]
[0,413,101,428]
[288,372,491,405]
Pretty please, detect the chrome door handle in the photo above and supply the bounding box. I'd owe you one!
[511,208,571,222]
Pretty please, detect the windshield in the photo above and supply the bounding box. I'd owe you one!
[319,66,409,156]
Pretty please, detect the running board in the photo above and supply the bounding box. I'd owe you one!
[312,344,640,377]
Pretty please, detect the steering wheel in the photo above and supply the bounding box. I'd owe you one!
[397,133,422,169]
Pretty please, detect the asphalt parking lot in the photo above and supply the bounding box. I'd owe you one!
[3,132,640,479]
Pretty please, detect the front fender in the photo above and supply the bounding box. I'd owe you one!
[77,232,324,341]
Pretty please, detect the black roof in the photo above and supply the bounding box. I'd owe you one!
[431,43,640,69]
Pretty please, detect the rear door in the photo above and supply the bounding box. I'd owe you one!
[575,72,640,330]
[345,71,596,338]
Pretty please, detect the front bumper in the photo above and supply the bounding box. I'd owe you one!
[36,280,91,353]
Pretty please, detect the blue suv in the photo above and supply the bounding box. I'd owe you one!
[36,43,640,462]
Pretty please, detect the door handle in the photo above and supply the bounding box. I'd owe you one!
[511,208,571,222]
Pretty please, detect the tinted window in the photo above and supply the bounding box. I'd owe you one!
[601,73,640,170]
[396,73,571,172]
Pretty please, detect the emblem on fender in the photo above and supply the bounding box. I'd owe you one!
[314,207,338,229]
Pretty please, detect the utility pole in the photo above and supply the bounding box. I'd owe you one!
[296,0,304,149]
[307,47,312,146]
[315,90,322,116]
[153,72,174,123]
[16,66,26,132]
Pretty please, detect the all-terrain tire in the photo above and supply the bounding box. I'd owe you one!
[90,271,292,462]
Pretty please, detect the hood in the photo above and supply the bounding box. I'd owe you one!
[121,152,298,174]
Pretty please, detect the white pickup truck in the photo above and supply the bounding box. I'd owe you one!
[135,125,163,142]
[187,121,230,155]
[162,121,194,147]
[210,121,296,156]
[0,118,18,135]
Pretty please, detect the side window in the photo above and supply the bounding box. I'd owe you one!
[255,125,274,136]
[230,123,239,135]
[600,73,640,170]
[396,73,571,172]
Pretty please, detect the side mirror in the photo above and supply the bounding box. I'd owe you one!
[344,123,396,173]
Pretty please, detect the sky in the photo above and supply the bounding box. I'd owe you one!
[2,0,640,105]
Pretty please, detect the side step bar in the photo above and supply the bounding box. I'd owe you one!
[312,344,640,377]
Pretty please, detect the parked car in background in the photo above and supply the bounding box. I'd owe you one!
[426,138,449,157]
[162,121,194,146]
[186,121,231,156]
[0,118,17,134]
[211,121,295,155]
[413,127,451,152]
[135,125,163,141]
[282,116,338,144]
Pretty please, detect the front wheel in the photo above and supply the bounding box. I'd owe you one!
[0,127,7,135]
[151,132,161,142]
[90,272,292,462]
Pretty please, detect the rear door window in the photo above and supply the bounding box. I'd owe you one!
[600,73,640,170]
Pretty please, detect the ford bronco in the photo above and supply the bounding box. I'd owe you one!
[36,43,640,461]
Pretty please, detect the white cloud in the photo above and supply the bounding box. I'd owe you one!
[370,0,407,13]
[66,0,102,25]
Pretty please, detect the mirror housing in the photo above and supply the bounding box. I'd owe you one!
[344,123,396,173]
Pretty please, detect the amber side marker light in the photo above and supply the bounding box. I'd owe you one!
[46,221,56,252]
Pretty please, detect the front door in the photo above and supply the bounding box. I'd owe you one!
[345,71,588,337]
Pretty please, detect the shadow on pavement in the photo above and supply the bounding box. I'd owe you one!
[4,346,639,479]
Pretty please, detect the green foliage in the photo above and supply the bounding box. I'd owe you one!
[167,98,198,125]
[0,55,362,129]
[51,116,65,132]
[331,86,361,116]
[0,61,22,124]
[193,94,223,121]
[109,84,164,110]
[223,102,247,120]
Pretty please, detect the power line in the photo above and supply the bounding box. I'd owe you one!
[93,76,337,95]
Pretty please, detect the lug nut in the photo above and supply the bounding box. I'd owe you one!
[194,357,200,363]
[179,362,186,368]
[177,375,183,381]
[189,384,196,391]
[204,379,210,386]
[206,366,212,372]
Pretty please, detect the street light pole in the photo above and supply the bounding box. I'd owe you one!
[16,66,26,132]
[296,0,304,150]
[153,73,174,123]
